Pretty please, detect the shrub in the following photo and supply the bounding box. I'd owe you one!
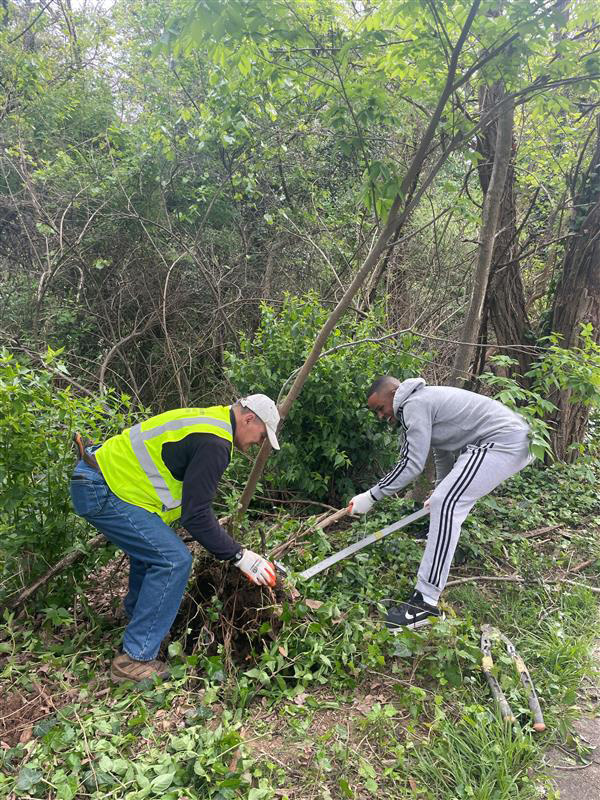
[0,348,136,606]
[479,324,600,460]
[224,293,426,502]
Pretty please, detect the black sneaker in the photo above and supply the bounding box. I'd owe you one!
[385,591,442,632]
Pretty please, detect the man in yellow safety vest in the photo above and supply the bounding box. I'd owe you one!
[70,395,280,684]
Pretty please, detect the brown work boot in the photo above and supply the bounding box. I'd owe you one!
[110,653,170,684]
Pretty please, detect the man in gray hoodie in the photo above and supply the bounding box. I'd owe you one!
[348,376,532,630]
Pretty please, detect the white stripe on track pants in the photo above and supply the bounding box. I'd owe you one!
[415,435,533,603]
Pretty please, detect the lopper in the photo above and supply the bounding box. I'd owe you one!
[480,624,546,732]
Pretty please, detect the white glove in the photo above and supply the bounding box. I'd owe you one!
[234,549,276,587]
[348,490,376,516]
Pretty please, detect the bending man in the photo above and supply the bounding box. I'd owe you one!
[71,395,280,683]
[349,377,532,631]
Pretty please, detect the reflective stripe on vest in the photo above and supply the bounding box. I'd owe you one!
[129,415,232,510]
[95,406,233,522]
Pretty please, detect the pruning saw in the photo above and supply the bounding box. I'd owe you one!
[298,507,429,580]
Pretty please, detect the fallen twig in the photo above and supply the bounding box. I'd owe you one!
[9,534,107,610]
[545,759,593,771]
[558,578,600,594]
[446,574,600,594]
[269,508,349,559]
[571,559,595,573]
[446,575,524,587]
[521,524,562,539]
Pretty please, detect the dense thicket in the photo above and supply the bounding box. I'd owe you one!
[1,1,599,445]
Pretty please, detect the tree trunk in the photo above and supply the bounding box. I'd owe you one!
[450,85,514,385]
[476,83,532,378]
[549,117,600,460]
[236,1,484,518]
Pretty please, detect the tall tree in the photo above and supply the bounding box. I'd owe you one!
[450,85,515,385]
[475,82,533,378]
[549,117,600,459]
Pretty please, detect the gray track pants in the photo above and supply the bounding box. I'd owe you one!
[415,434,532,603]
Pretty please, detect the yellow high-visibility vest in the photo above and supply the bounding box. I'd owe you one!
[96,406,233,524]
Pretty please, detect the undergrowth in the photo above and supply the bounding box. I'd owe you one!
[1,457,599,799]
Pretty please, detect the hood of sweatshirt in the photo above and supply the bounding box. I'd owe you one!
[392,377,426,416]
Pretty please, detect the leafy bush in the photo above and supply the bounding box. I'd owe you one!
[530,324,600,407]
[479,324,600,460]
[225,293,426,502]
[0,348,137,606]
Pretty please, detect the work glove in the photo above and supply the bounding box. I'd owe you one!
[234,549,276,587]
[348,490,376,516]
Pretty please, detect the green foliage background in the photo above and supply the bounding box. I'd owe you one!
[225,294,425,501]
[0,350,138,605]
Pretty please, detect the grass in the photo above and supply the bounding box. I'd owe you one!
[409,711,539,800]
[1,456,599,799]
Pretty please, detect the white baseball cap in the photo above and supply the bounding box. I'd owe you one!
[240,394,280,450]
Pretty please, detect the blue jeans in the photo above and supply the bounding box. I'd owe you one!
[70,460,192,661]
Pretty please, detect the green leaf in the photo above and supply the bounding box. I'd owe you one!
[33,715,58,737]
[98,755,113,772]
[248,788,272,800]
[136,770,151,789]
[15,766,43,792]
[55,773,78,800]
[168,641,182,657]
[150,772,175,791]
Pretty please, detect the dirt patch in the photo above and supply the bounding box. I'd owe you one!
[246,681,406,759]
[0,683,61,748]
[83,552,129,620]
[0,651,84,750]
[172,555,289,670]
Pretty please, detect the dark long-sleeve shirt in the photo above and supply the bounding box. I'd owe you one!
[161,410,240,560]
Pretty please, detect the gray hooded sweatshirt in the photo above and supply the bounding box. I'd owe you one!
[370,378,530,501]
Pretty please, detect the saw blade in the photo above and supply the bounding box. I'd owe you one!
[298,507,429,579]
